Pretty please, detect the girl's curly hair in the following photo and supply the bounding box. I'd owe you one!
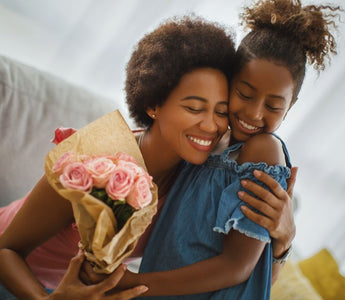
[236,0,342,101]
[125,15,236,127]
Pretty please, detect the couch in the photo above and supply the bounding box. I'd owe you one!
[0,54,119,206]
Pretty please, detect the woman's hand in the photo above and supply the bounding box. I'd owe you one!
[238,167,298,257]
[48,251,148,300]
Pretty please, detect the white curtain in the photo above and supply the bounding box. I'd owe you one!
[0,0,344,272]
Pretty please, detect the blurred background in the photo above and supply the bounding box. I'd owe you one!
[0,0,344,273]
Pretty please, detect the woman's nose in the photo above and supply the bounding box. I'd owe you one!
[200,113,218,133]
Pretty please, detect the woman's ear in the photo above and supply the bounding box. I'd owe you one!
[146,107,157,120]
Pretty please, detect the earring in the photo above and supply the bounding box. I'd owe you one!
[152,114,156,118]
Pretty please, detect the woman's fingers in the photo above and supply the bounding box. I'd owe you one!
[240,205,274,231]
[96,265,127,293]
[252,170,287,200]
[239,169,293,235]
[98,266,148,299]
[240,177,282,210]
[238,188,277,216]
[54,254,147,300]
[63,250,85,282]
[240,169,296,244]
[286,166,298,198]
[106,285,148,300]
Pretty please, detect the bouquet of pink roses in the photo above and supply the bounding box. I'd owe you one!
[53,151,153,230]
[45,110,158,273]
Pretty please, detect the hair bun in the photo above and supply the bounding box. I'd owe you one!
[240,0,343,70]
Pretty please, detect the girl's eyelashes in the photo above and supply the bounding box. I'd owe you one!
[265,104,284,112]
[236,89,252,100]
[235,88,285,112]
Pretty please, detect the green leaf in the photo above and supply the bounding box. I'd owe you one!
[90,188,135,231]
[90,188,108,201]
[112,203,135,230]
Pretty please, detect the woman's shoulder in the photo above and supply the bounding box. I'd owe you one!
[237,133,286,166]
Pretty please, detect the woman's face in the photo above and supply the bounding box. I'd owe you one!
[152,67,229,165]
[228,59,294,145]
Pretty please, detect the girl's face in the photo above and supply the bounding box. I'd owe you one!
[150,67,229,165]
[228,59,294,145]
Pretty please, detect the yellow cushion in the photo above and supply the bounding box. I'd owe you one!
[298,248,345,300]
[271,259,322,299]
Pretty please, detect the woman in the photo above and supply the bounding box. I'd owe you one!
[0,16,295,299]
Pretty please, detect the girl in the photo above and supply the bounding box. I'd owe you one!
[111,0,341,299]
[0,16,295,299]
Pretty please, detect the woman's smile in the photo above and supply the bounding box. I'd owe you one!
[187,134,215,151]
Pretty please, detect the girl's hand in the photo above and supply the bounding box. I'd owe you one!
[238,167,298,257]
[49,251,148,300]
[79,259,108,285]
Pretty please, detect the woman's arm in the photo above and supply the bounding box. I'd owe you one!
[0,175,74,300]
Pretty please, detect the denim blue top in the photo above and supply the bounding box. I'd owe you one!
[139,134,291,299]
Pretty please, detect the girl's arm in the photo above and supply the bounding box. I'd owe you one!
[108,230,265,296]
[238,166,296,284]
[0,175,74,300]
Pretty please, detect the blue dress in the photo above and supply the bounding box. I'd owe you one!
[139,136,292,299]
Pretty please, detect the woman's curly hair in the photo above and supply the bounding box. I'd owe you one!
[235,0,342,101]
[125,15,236,127]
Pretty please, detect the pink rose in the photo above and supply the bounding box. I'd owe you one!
[126,175,152,209]
[85,156,116,188]
[59,162,93,192]
[53,151,78,174]
[106,165,135,200]
[117,160,145,177]
[114,152,138,164]
[51,127,77,145]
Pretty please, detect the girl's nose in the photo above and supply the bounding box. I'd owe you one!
[247,102,264,120]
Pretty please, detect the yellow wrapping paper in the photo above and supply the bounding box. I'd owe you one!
[45,110,158,273]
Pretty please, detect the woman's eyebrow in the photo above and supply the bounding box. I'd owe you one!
[182,96,207,102]
[182,96,228,105]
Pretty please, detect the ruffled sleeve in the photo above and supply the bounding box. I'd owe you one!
[213,161,291,243]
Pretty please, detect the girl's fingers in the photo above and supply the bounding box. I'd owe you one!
[80,260,107,285]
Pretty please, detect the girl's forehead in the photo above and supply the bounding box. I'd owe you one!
[233,59,294,100]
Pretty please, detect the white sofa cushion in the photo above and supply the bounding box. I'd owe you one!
[0,55,118,206]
